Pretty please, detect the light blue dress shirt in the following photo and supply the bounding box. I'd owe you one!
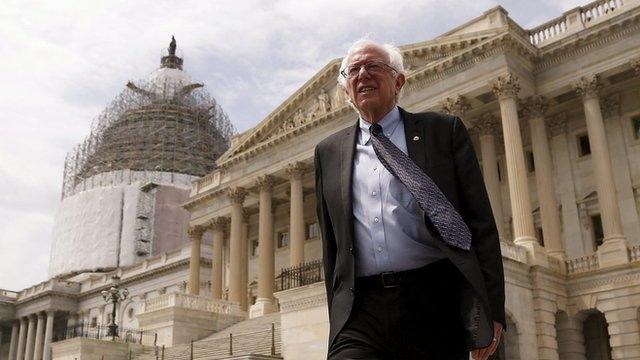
[352,106,445,277]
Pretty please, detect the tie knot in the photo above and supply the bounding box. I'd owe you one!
[370,123,383,136]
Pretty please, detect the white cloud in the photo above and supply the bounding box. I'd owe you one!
[0,0,591,290]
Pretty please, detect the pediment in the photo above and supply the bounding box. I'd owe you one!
[217,31,506,166]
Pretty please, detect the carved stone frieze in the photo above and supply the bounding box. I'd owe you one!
[522,95,548,119]
[440,95,470,117]
[492,73,521,101]
[546,113,568,137]
[573,74,601,100]
[474,113,499,136]
[227,187,247,204]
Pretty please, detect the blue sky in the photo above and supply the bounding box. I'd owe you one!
[0,0,586,290]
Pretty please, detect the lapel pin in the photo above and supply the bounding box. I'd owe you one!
[413,136,420,141]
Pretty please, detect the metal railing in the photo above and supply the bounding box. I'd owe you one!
[275,259,324,291]
[52,323,157,345]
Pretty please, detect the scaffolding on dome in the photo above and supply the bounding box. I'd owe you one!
[61,78,235,199]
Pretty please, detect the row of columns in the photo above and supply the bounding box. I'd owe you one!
[8,311,54,360]
[450,72,630,266]
[187,163,309,316]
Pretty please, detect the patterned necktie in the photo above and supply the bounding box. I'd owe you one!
[369,123,471,250]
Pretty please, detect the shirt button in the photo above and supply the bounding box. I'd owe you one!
[371,191,377,196]
[373,217,379,223]
[377,246,383,252]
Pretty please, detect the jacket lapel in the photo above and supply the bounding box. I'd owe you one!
[400,107,427,173]
[340,122,358,241]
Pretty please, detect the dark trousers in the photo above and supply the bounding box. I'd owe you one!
[328,259,470,360]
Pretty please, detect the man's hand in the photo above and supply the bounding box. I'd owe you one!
[471,321,503,360]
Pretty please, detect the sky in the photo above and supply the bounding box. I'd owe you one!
[0,0,587,291]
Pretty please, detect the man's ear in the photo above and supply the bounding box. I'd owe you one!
[395,73,406,93]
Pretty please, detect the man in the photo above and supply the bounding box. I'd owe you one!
[315,39,505,359]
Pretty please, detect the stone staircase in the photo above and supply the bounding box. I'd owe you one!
[134,312,282,359]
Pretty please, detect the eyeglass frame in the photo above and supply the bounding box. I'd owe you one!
[340,60,399,79]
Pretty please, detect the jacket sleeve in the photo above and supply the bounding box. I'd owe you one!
[451,116,506,328]
[315,145,337,312]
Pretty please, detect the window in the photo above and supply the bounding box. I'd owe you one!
[591,215,604,249]
[90,317,97,327]
[536,227,544,247]
[526,151,535,173]
[251,239,259,257]
[632,116,640,140]
[306,222,319,239]
[577,133,591,157]
[278,231,290,248]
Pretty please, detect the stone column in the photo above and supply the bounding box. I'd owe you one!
[441,95,470,121]
[287,162,306,267]
[16,317,27,360]
[228,187,247,305]
[43,311,54,360]
[24,315,36,360]
[33,312,45,360]
[556,312,587,360]
[475,113,506,241]
[241,209,250,311]
[251,175,278,318]
[525,96,565,260]
[209,217,229,300]
[492,74,546,265]
[188,225,206,295]
[574,75,628,267]
[8,321,18,360]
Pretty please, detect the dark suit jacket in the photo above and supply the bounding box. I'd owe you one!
[314,108,505,350]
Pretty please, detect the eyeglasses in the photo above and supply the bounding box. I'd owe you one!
[340,60,397,79]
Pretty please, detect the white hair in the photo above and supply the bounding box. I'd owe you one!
[337,39,405,89]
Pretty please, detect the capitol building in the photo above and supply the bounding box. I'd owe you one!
[2,0,640,359]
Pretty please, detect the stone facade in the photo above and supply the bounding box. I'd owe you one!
[2,1,640,359]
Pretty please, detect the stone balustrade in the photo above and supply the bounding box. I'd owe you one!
[0,289,18,301]
[628,244,640,262]
[142,293,239,315]
[500,241,529,264]
[581,0,626,23]
[566,253,600,274]
[529,15,568,45]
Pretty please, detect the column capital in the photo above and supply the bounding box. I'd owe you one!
[37,312,45,320]
[187,225,206,239]
[440,95,470,117]
[45,310,55,317]
[255,175,275,191]
[546,112,568,137]
[522,95,548,119]
[474,113,499,136]
[573,74,602,100]
[601,93,621,118]
[209,217,230,231]
[492,73,520,100]
[286,162,307,179]
[227,187,247,204]
[242,208,251,223]
[631,58,640,76]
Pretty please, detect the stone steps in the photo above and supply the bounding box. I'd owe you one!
[134,313,281,360]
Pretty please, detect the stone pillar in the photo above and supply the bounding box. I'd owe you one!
[492,74,546,265]
[187,225,206,295]
[228,187,247,305]
[16,317,27,360]
[251,175,278,318]
[43,311,54,360]
[525,96,565,260]
[24,315,36,360]
[287,162,306,267]
[557,312,587,360]
[531,274,560,359]
[8,321,19,360]
[604,306,640,360]
[33,312,45,360]
[241,209,250,311]
[574,75,628,267]
[475,113,506,241]
[209,217,229,300]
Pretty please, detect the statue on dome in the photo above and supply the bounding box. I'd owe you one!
[169,36,177,56]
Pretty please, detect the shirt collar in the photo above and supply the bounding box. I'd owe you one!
[358,106,401,145]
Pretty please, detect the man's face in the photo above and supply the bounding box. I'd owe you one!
[343,45,405,121]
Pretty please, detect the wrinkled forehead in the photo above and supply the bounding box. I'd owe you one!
[346,44,391,65]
